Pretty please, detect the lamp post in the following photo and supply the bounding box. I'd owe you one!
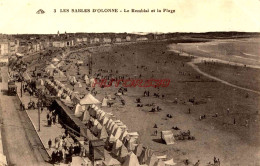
[38,103,41,132]
[20,80,23,98]
[88,53,92,76]
[37,90,42,132]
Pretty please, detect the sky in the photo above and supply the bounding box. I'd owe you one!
[0,0,260,34]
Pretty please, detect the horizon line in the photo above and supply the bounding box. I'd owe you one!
[1,31,260,35]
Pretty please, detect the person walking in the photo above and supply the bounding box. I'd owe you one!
[48,139,52,149]
[47,113,50,120]
[52,115,56,125]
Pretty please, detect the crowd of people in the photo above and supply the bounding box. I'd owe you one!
[46,109,58,126]
[49,132,84,164]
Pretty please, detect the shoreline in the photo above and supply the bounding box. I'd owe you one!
[168,48,260,95]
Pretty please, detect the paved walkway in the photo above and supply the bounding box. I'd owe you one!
[16,83,65,156]
[0,67,51,166]
[16,83,91,166]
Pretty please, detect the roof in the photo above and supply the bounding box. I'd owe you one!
[90,139,105,147]
[80,93,100,105]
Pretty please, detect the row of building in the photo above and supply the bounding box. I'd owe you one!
[0,32,171,56]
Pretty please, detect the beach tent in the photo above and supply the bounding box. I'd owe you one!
[119,130,129,141]
[82,110,90,124]
[103,157,121,166]
[111,124,119,135]
[147,153,158,166]
[55,69,66,77]
[36,79,44,87]
[0,153,7,166]
[155,159,165,166]
[77,60,84,65]
[61,96,73,106]
[23,72,31,81]
[16,53,24,57]
[108,135,116,143]
[96,123,103,130]
[45,64,56,75]
[95,109,102,118]
[129,132,139,137]
[52,57,60,62]
[114,127,123,140]
[164,159,176,166]
[56,61,65,68]
[157,155,167,160]
[97,111,103,119]
[90,125,99,136]
[45,64,56,70]
[88,108,96,117]
[70,76,77,84]
[108,122,116,134]
[80,93,100,105]
[105,119,113,130]
[134,144,143,157]
[75,82,83,88]
[107,120,115,130]
[98,112,106,122]
[139,147,154,165]
[93,119,99,126]
[112,139,123,156]
[90,78,95,87]
[65,95,71,102]
[98,127,108,140]
[57,89,63,97]
[102,98,108,107]
[122,152,140,166]
[84,75,90,84]
[119,144,129,159]
[161,131,175,145]
[102,117,109,126]
[94,105,99,111]
[74,104,85,118]
[126,137,137,151]
[119,125,127,130]
[72,95,80,104]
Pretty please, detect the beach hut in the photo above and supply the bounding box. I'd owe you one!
[161,130,175,145]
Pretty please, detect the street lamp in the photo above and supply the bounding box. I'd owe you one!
[37,89,42,132]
